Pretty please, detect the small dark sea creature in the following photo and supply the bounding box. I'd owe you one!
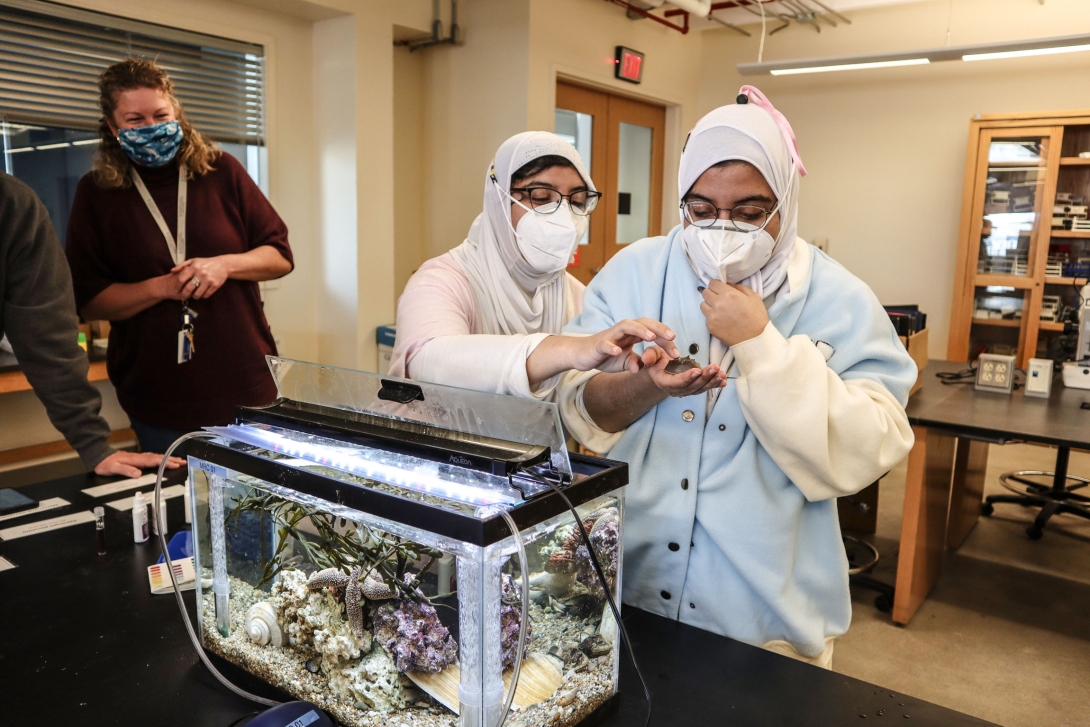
[579,634,611,659]
[665,356,700,374]
[305,656,322,673]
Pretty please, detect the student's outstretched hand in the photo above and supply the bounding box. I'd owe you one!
[526,319,679,386]
[640,345,727,397]
[577,318,680,374]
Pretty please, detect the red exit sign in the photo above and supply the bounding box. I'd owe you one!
[615,46,644,84]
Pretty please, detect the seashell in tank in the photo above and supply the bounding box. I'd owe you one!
[246,602,284,647]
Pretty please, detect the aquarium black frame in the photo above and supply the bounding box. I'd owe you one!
[185,438,627,547]
[240,400,553,477]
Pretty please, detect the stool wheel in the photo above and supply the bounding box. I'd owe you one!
[981,502,994,516]
[874,594,893,613]
[1026,524,1044,540]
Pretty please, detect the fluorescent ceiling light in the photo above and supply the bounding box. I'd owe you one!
[35,142,71,150]
[4,147,33,154]
[739,32,1090,76]
[71,138,100,146]
[964,43,1090,62]
[771,58,928,75]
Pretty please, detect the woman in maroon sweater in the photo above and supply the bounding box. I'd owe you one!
[66,59,293,453]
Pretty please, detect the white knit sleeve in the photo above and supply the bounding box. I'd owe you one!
[731,322,915,501]
[557,370,625,454]
[407,333,556,399]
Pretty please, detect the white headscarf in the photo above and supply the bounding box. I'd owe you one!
[449,132,595,336]
[678,86,806,300]
[678,87,808,407]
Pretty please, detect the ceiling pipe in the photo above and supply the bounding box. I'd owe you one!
[394,0,461,52]
[609,0,691,34]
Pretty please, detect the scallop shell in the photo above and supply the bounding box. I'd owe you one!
[246,602,283,647]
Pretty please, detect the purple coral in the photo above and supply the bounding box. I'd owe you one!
[372,596,458,673]
[500,573,530,668]
[578,518,619,601]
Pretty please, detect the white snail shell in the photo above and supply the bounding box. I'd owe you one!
[246,602,283,647]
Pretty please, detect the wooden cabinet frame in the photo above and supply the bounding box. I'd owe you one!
[948,110,1090,368]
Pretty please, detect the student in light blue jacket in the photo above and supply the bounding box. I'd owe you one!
[558,87,917,668]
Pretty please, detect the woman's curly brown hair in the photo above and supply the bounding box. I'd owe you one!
[93,58,219,189]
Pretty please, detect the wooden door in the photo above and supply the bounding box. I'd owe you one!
[556,82,666,284]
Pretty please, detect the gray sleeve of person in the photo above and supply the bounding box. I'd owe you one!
[0,171,115,469]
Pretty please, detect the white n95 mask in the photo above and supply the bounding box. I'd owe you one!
[513,202,588,274]
[682,219,777,285]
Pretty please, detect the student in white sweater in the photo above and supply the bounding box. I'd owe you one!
[391,131,677,396]
[557,88,917,668]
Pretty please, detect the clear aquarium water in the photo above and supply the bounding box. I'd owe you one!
[186,358,626,727]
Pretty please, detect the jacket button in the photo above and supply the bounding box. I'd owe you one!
[690,603,696,609]
[689,343,699,354]
[718,424,725,431]
[681,478,689,490]
[661,590,671,600]
[682,410,694,422]
[668,542,680,551]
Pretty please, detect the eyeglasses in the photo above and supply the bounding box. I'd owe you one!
[681,200,777,231]
[511,186,601,216]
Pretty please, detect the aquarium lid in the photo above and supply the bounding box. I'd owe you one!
[265,357,572,479]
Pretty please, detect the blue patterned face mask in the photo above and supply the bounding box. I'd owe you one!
[117,120,184,168]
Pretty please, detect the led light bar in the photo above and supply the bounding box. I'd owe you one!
[963,43,1090,62]
[739,32,1090,76]
[206,424,526,507]
[770,58,928,76]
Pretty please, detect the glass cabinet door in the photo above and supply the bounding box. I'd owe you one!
[976,135,1049,278]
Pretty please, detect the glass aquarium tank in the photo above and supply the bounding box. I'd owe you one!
[186,358,627,727]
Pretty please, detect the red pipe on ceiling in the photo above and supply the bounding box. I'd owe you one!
[609,0,690,34]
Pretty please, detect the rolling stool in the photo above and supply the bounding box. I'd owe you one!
[981,445,1090,540]
[841,492,895,613]
[844,534,895,613]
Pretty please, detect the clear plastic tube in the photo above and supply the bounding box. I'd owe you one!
[156,432,279,708]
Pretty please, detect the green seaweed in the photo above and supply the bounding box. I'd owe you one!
[224,487,443,602]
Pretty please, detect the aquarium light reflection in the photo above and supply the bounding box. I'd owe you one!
[204,425,520,507]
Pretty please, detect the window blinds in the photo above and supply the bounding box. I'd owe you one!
[0,0,265,145]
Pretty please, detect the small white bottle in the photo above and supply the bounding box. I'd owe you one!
[132,491,149,543]
[150,495,167,538]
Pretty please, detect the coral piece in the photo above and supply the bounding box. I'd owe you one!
[245,602,284,647]
[345,565,364,640]
[372,595,458,673]
[326,642,407,712]
[500,573,530,668]
[307,567,350,590]
[578,518,619,601]
[272,569,370,663]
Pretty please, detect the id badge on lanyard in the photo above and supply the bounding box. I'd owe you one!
[130,164,194,363]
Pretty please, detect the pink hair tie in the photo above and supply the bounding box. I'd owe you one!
[738,85,807,178]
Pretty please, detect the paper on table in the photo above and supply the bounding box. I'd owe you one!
[148,556,195,594]
[82,473,158,498]
[0,511,96,541]
[106,484,186,511]
[0,497,69,522]
[0,556,16,571]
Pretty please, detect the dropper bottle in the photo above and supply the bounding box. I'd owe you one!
[95,506,106,555]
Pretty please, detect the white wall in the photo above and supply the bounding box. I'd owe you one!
[697,0,1090,357]
[314,15,359,368]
